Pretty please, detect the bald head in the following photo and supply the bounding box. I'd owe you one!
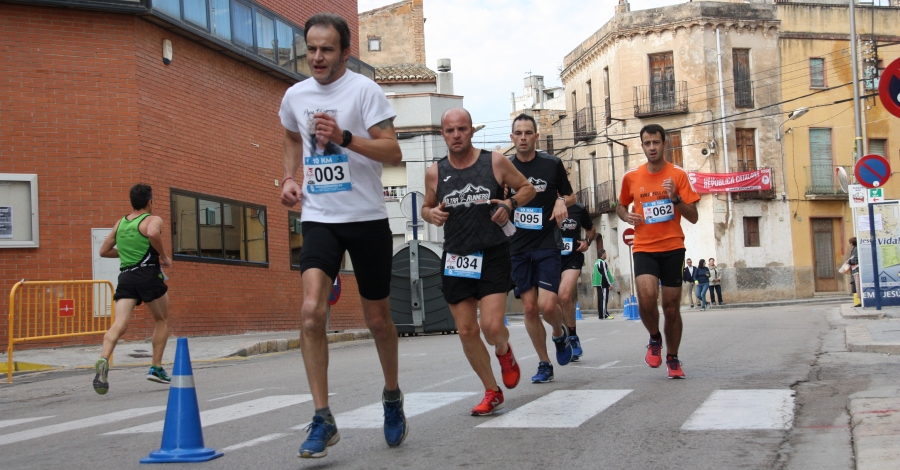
[441,107,473,127]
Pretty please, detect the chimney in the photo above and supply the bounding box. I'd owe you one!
[436,58,453,94]
[615,0,630,14]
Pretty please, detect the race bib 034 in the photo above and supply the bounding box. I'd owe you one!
[514,207,542,230]
[444,252,484,279]
[643,199,675,224]
[304,154,352,194]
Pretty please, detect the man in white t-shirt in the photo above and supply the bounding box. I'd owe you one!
[278,13,406,459]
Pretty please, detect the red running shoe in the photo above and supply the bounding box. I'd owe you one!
[496,344,520,389]
[645,338,663,368]
[471,389,504,416]
[667,356,685,379]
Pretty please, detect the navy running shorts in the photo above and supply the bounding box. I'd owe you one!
[510,248,561,297]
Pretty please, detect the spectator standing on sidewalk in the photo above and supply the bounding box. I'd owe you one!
[592,249,615,319]
[708,258,723,306]
[682,258,697,308]
[693,259,711,310]
[848,237,860,307]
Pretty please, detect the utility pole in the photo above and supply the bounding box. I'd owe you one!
[849,0,866,159]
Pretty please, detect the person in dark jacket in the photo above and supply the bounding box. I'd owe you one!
[693,259,711,310]
[682,258,698,308]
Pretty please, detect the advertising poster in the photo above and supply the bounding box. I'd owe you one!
[857,202,900,306]
[0,206,12,239]
[687,168,772,194]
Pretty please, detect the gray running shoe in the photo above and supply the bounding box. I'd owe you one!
[93,359,109,395]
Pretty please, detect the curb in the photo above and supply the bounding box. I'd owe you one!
[849,389,900,470]
[0,361,57,377]
[229,330,373,358]
[846,321,900,354]
[841,303,886,320]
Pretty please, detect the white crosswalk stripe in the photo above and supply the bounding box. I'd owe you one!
[221,433,291,452]
[0,407,165,446]
[326,392,477,429]
[477,390,632,428]
[681,390,795,430]
[106,395,312,434]
[0,417,54,430]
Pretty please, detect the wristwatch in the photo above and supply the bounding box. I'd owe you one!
[341,130,353,147]
[507,197,518,211]
[671,194,682,205]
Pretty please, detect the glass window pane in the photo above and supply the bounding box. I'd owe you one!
[224,204,243,260]
[256,12,276,62]
[289,212,302,267]
[198,199,223,259]
[211,0,231,41]
[294,32,310,76]
[232,1,253,49]
[810,58,824,87]
[276,20,294,71]
[245,208,268,263]
[183,0,208,29]
[153,0,180,18]
[172,194,199,257]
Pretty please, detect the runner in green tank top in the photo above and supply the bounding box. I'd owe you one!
[92,183,173,395]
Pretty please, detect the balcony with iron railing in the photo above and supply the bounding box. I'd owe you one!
[734,81,754,109]
[634,81,688,118]
[574,107,597,142]
[805,165,851,199]
[595,181,617,214]
[384,186,408,201]
[575,187,594,215]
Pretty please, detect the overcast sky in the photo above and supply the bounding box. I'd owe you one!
[358,0,684,146]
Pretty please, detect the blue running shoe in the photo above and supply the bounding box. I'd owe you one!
[147,366,171,384]
[570,335,583,359]
[298,415,340,458]
[553,332,574,365]
[382,392,408,447]
[531,361,554,383]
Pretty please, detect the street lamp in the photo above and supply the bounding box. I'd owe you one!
[777,107,809,202]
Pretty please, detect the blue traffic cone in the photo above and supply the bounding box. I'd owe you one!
[141,338,223,464]
[504,315,509,326]
[628,295,640,321]
[575,302,584,321]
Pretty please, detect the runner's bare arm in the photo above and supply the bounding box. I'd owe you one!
[422,162,448,227]
[282,129,304,208]
[99,219,121,258]
[678,201,699,224]
[577,226,596,252]
[616,203,641,225]
[490,151,535,225]
[146,216,172,268]
[312,113,402,166]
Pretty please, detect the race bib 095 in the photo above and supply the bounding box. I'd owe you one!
[513,207,542,230]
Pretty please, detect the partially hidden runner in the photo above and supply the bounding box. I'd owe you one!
[556,202,595,361]
[279,13,407,458]
[422,107,535,416]
[508,113,576,383]
[94,183,172,394]
[616,124,699,379]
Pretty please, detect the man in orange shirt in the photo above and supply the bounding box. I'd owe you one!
[616,124,700,379]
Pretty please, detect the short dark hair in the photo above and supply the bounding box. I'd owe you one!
[130,183,153,210]
[639,124,667,143]
[698,259,706,268]
[304,13,351,51]
[511,113,538,133]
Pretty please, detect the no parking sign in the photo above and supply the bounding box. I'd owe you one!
[879,57,900,119]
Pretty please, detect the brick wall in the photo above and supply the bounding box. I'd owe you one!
[359,0,426,66]
[0,3,368,351]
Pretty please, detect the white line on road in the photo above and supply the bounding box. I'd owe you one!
[418,373,475,391]
[208,388,267,402]
[581,338,597,343]
[221,433,291,453]
[0,407,165,446]
[573,360,620,370]
[681,390,795,431]
[608,330,620,335]
[106,395,312,434]
[0,416,54,430]
[477,390,632,428]
[519,354,537,361]
[329,392,477,429]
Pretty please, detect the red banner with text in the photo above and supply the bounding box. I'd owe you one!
[687,168,772,194]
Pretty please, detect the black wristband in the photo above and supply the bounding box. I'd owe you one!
[341,130,353,147]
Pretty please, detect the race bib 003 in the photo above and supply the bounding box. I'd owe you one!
[513,207,542,230]
[304,154,351,194]
[643,199,675,224]
[444,252,484,279]
[561,238,573,256]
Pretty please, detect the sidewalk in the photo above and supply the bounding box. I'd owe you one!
[566,294,848,318]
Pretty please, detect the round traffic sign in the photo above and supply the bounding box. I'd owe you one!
[854,154,891,189]
[328,275,342,306]
[879,57,900,119]
[623,228,635,247]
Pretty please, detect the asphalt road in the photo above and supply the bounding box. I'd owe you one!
[1,302,894,469]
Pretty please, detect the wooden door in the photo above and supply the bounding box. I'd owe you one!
[649,52,675,111]
[812,218,838,292]
[735,129,756,172]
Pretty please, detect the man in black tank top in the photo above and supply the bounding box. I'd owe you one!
[422,108,535,416]
[508,114,576,384]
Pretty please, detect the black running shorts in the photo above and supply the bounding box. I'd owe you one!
[299,219,393,300]
[632,248,686,288]
[560,251,585,273]
[114,279,168,306]
[441,243,511,305]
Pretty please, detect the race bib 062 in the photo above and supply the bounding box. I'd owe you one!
[444,252,484,279]
[304,154,351,194]
[513,207,542,230]
[643,199,675,224]
[561,238,573,256]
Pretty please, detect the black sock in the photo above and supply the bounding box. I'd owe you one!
[383,387,402,402]
[315,406,334,424]
[667,354,678,361]
[568,326,576,336]
[650,332,663,343]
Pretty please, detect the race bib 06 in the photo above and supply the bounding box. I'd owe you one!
[643,199,675,224]
[513,207,542,230]
[444,252,484,279]
[304,154,351,194]
[561,238,573,256]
